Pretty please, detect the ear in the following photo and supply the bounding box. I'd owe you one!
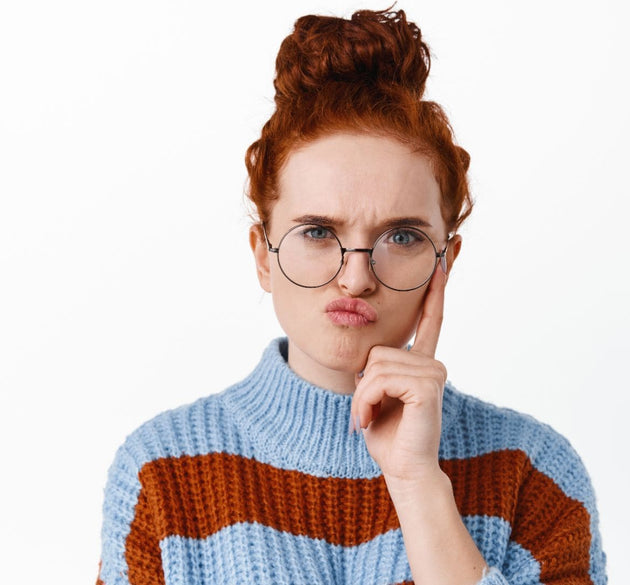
[446,234,462,274]
[249,224,272,293]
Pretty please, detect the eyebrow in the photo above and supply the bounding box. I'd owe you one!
[291,214,433,230]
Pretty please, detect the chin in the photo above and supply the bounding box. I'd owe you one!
[290,331,365,373]
[329,346,367,372]
[324,330,380,371]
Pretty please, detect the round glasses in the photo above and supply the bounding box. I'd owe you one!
[263,223,449,291]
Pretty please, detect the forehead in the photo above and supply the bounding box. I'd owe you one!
[274,133,444,232]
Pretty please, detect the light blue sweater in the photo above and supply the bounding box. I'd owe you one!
[98,338,606,584]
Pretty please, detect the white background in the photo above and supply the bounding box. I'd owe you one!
[1,0,628,583]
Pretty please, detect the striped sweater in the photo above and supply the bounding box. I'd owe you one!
[97,338,607,584]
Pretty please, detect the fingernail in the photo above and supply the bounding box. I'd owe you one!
[355,414,362,432]
[440,255,448,274]
[348,413,355,435]
[357,370,364,379]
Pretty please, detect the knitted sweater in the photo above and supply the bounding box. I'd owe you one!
[97,338,607,585]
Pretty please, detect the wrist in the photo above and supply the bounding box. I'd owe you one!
[385,470,488,585]
[384,467,454,512]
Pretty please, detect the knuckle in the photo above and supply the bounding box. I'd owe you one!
[435,360,447,381]
[367,345,389,362]
[365,360,384,376]
[365,357,396,378]
[371,372,388,387]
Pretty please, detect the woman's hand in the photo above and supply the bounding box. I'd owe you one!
[350,264,448,485]
[351,265,488,585]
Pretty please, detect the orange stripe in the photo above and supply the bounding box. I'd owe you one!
[95,562,104,585]
[442,450,593,584]
[136,451,396,546]
[127,486,166,585]
[125,450,592,584]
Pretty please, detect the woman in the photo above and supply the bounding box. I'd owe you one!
[97,8,606,585]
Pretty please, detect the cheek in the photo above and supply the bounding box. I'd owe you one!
[389,288,427,318]
[404,295,426,334]
[377,288,429,345]
[269,270,313,328]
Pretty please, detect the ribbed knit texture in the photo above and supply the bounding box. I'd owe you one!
[97,338,607,584]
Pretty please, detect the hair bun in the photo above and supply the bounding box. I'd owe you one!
[274,8,431,106]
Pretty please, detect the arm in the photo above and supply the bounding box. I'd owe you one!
[97,442,164,585]
[350,266,607,584]
[390,449,606,585]
[386,471,488,585]
[351,265,486,585]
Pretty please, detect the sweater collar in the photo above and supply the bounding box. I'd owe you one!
[222,338,461,477]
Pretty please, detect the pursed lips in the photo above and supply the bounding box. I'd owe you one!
[325,298,378,326]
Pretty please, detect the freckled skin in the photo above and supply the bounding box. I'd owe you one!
[250,132,486,584]
[250,132,456,394]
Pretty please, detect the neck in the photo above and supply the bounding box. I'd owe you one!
[287,340,357,395]
[221,338,462,477]
[223,338,380,477]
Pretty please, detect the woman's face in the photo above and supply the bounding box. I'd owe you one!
[250,132,460,393]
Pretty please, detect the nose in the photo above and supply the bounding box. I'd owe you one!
[336,248,377,295]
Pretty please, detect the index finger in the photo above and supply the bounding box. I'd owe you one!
[410,263,447,358]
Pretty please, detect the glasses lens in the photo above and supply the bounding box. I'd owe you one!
[371,227,437,290]
[277,224,343,287]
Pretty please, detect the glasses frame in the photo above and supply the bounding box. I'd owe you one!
[262,222,450,292]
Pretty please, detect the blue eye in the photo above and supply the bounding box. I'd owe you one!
[388,229,423,246]
[302,226,333,240]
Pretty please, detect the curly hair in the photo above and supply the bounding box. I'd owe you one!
[245,7,472,233]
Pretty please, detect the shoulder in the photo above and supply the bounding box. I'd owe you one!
[442,382,596,507]
[104,340,282,481]
[442,383,607,581]
[107,389,238,482]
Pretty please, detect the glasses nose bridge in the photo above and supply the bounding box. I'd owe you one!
[340,246,375,265]
[337,246,377,294]
[341,245,373,255]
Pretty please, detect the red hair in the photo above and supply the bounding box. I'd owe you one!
[245,8,472,233]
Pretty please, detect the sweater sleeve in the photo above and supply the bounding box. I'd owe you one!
[476,439,607,584]
[97,442,165,585]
